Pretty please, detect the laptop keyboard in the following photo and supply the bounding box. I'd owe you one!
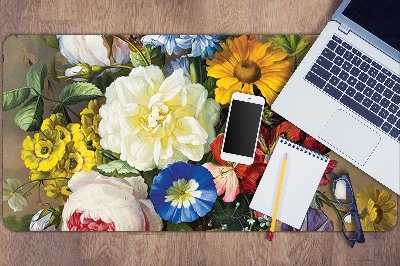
[304,34,400,142]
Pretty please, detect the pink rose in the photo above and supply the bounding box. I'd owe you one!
[62,171,163,231]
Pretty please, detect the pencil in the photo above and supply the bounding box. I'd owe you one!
[269,153,287,241]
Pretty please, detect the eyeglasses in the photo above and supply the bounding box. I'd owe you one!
[331,172,365,248]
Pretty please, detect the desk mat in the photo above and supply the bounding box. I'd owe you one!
[2,35,397,232]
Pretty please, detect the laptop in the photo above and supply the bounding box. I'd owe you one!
[271,0,400,194]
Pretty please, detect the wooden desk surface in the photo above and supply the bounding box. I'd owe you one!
[1,0,398,265]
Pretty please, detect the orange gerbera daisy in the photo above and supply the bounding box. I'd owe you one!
[206,35,291,105]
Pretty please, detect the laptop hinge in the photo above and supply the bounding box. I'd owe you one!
[338,24,350,34]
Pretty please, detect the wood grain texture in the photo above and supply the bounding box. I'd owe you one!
[0,0,399,265]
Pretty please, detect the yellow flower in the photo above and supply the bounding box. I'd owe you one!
[357,184,397,231]
[44,179,71,199]
[55,140,96,179]
[41,113,84,143]
[21,129,65,172]
[206,35,292,105]
[29,170,52,183]
[40,113,65,131]
[80,98,105,150]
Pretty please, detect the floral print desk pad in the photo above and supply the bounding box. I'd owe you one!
[2,35,397,232]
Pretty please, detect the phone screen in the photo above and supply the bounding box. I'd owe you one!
[223,100,263,157]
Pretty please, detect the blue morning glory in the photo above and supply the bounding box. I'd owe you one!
[149,162,217,224]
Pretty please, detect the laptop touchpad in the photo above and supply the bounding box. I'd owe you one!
[318,109,380,165]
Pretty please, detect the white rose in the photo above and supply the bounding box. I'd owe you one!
[57,35,130,66]
[98,65,220,171]
[62,171,163,231]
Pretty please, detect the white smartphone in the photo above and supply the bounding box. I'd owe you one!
[221,92,265,165]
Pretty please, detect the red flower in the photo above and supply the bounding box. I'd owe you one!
[205,121,304,199]
[255,121,301,163]
[319,159,338,186]
[204,134,266,201]
[302,135,329,154]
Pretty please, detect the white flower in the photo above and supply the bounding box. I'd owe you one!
[98,65,220,171]
[3,178,28,212]
[62,171,163,231]
[57,35,130,66]
[65,65,83,76]
[247,218,255,225]
[258,215,271,228]
[64,65,86,81]
[221,224,228,230]
[29,209,57,231]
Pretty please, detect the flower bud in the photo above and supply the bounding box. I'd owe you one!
[64,63,109,81]
[29,207,62,231]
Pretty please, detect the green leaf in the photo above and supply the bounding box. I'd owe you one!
[130,45,165,68]
[26,61,48,95]
[3,214,34,231]
[45,35,59,49]
[98,149,119,161]
[203,76,217,98]
[267,35,309,56]
[53,103,71,124]
[97,160,140,177]
[59,82,103,105]
[206,194,253,231]
[14,96,44,131]
[310,191,323,209]
[149,45,165,68]
[95,73,114,94]
[2,87,31,111]
[141,168,160,194]
[46,57,59,82]
[167,221,194,231]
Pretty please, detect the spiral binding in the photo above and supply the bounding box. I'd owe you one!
[279,138,329,162]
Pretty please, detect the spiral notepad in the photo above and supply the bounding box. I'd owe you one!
[250,137,329,229]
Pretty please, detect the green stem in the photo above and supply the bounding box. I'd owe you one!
[116,35,150,66]
[189,56,202,84]
[319,198,343,222]
[25,182,39,194]
[12,180,36,193]
[12,177,70,194]
[105,64,133,70]
[30,86,57,103]
[243,194,254,231]
[40,94,58,103]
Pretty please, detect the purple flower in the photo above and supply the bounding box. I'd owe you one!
[281,207,334,231]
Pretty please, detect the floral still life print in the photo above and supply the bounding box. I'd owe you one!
[2,34,397,232]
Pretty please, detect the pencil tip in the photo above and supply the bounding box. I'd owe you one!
[284,153,287,159]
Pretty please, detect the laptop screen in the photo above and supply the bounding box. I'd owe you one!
[342,0,400,52]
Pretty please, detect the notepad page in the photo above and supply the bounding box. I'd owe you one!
[250,138,329,229]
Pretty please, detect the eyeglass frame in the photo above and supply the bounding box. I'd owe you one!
[331,172,365,248]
